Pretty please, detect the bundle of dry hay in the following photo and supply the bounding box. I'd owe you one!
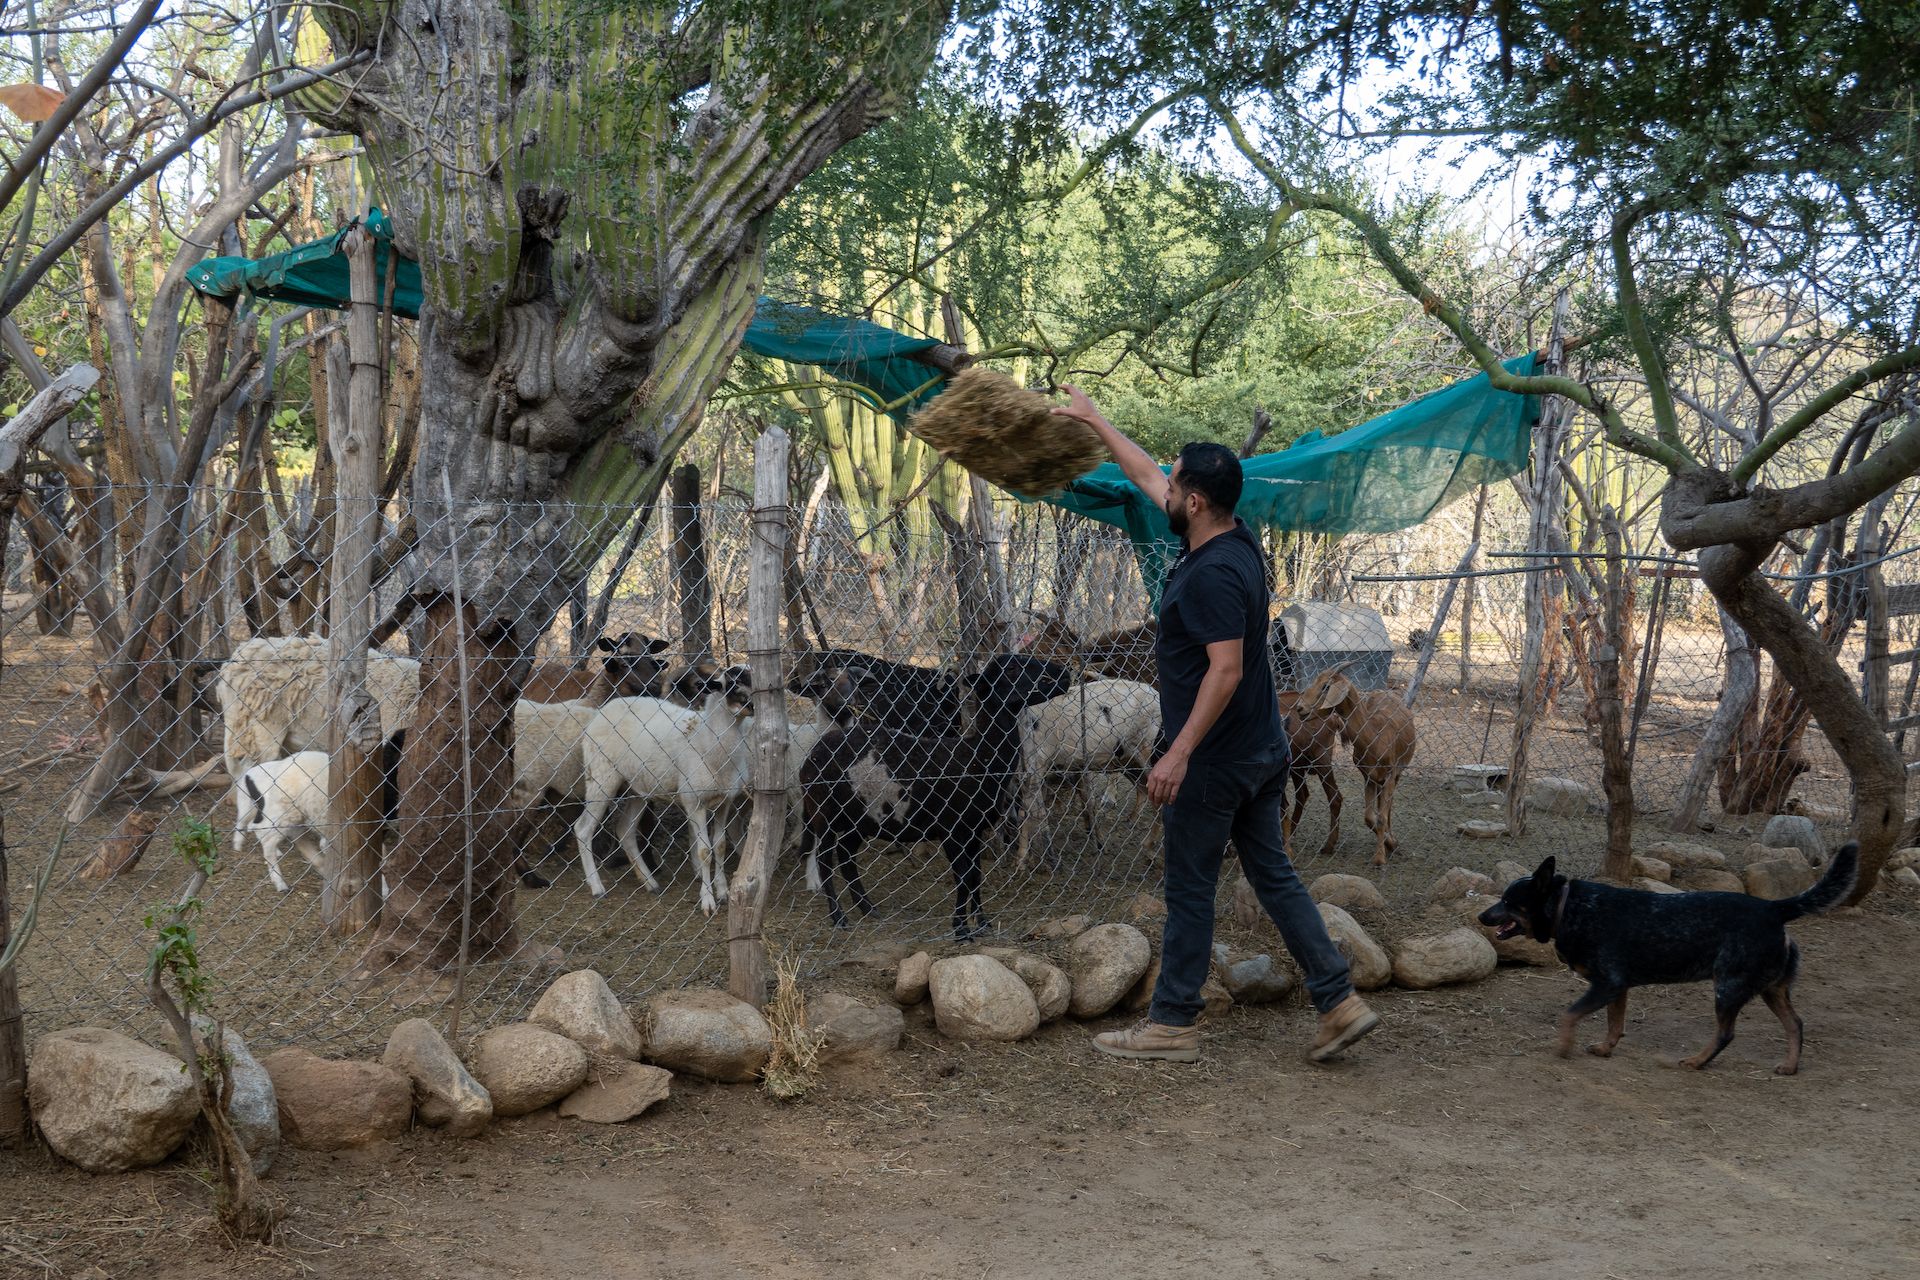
[907,367,1109,496]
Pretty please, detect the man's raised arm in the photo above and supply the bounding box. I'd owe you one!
[1052,384,1171,509]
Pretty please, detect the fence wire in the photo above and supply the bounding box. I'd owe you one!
[0,483,1893,1054]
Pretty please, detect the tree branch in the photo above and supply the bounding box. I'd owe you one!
[1733,342,1920,484]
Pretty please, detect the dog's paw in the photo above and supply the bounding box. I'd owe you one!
[1773,1062,1799,1076]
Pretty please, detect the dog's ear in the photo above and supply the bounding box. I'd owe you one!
[1532,856,1557,884]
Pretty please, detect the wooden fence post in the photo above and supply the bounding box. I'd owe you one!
[1404,539,1479,708]
[0,816,23,1146]
[728,427,791,1007]
[324,226,386,934]
[1506,290,1572,837]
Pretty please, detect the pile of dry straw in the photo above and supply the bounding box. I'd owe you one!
[907,367,1109,496]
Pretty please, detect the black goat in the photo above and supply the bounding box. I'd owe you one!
[794,648,964,736]
[799,654,1074,940]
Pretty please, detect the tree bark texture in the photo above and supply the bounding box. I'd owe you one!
[1596,517,1635,878]
[1670,609,1757,832]
[670,463,713,667]
[1692,537,1900,898]
[372,596,521,968]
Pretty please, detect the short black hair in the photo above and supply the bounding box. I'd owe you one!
[1174,442,1242,515]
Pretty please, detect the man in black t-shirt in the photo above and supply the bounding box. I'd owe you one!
[1051,387,1381,1065]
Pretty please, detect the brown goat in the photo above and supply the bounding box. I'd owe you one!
[1018,612,1159,686]
[1277,690,1344,859]
[521,632,671,705]
[1296,665,1416,866]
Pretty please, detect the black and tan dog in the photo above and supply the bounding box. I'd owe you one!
[1478,844,1858,1075]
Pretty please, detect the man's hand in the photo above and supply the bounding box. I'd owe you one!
[1051,384,1107,430]
[1053,384,1170,507]
[1147,745,1189,807]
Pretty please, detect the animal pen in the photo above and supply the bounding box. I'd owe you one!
[0,417,1903,1059]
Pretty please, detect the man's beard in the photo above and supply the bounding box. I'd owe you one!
[1166,501,1189,537]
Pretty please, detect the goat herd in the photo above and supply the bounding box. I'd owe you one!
[217,617,1416,942]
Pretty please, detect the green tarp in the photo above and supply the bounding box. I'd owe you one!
[185,210,1542,601]
[186,211,945,421]
[1047,353,1541,601]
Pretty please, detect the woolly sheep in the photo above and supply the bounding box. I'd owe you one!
[216,636,420,783]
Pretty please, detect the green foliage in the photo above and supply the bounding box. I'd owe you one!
[143,819,221,1017]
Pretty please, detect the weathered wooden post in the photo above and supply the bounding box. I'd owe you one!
[0,817,22,1146]
[1596,512,1636,878]
[1505,291,1571,837]
[728,426,791,1007]
[324,226,387,934]
[1404,539,1479,708]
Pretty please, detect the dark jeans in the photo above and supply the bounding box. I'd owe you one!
[1148,743,1354,1026]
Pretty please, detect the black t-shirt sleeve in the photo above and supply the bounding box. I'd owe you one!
[1174,559,1250,645]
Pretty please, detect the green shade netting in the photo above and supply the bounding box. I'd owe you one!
[1047,353,1540,602]
[185,212,944,419]
[185,211,1540,604]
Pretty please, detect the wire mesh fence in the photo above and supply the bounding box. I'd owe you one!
[0,476,1893,1054]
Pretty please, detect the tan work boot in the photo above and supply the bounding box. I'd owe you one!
[1309,994,1380,1062]
[1092,1018,1202,1063]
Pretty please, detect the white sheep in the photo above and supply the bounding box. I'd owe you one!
[511,699,600,808]
[1016,678,1160,868]
[573,668,754,913]
[216,636,420,782]
[232,736,406,892]
[232,751,331,892]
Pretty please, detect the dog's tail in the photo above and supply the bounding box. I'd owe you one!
[1775,841,1859,921]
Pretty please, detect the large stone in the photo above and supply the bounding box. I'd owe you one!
[1456,820,1509,839]
[1317,903,1390,990]
[1734,842,1806,869]
[1065,923,1153,1018]
[530,969,643,1060]
[928,955,1041,1041]
[1126,891,1168,923]
[1230,875,1263,930]
[1761,814,1826,867]
[557,1064,673,1123]
[1224,954,1296,1005]
[1492,860,1532,887]
[1745,857,1817,901]
[1310,874,1386,911]
[1634,877,1682,895]
[383,1018,492,1137]
[1392,929,1498,989]
[191,1017,278,1174]
[1122,949,1164,1012]
[1451,763,1508,793]
[261,1048,411,1150]
[1629,855,1672,883]
[1430,866,1496,902]
[983,950,1072,1023]
[1889,866,1920,891]
[894,952,933,1005]
[807,992,905,1064]
[1201,976,1234,1019]
[1027,914,1093,941]
[28,1028,200,1173]
[1528,777,1592,816]
[1639,841,1727,872]
[470,1023,591,1116]
[1888,847,1920,872]
[642,989,773,1082]
[1452,899,1558,966]
[1676,867,1747,894]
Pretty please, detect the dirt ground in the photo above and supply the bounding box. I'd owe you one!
[4,908,1917,1280]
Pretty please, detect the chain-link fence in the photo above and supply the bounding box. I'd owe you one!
[0,475,1895,1054]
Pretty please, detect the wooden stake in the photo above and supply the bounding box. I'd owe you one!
[727,427,791,1007]
[1404,539,1478,708]
[323,226,386,935]
[0,816,23,1146]
[670,463,713,667]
